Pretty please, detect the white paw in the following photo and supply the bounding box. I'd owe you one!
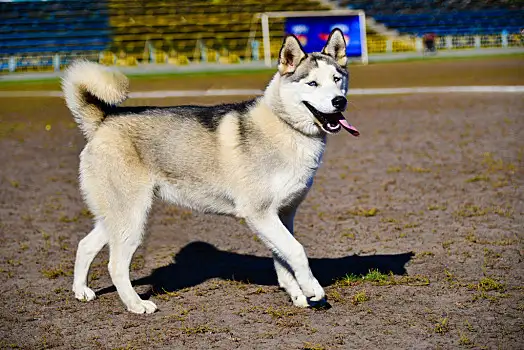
[127,299,157,314]
[291,294,309,308]
[309,282,325,302]
[299,276,325,302]
[73,285,96,301]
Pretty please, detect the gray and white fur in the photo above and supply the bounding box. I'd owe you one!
[63,29,353,313]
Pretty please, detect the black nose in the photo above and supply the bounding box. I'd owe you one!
[331,96,347,111]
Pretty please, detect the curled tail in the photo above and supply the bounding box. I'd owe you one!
[61,60,129,140]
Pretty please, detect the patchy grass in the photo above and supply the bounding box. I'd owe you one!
[427,204,447,211]
[155,289,181,301]
[347,207,379,217]
[465,232,515,246]
[386,166,402,173]
[445,269,507,302]
[41,265,69,279]
[326,290,344,303]
[478,277,505,292]
[481,152,516,174]
[251,287,268,294]
[466,174,490,183]
[9,180,20,188]
[408,166,432,173]
[303,342,325,350]
[434,318,449,334]
[264,306,297,319]
[380,217,399,223]
[415,251,435,259]
[130,254,145,271]
[454,205,513,219]
[351,290,369,305]
[59,214,79,223]
[442,240,454,250]
[336,269,430,287]
[454,205,489,217]
[459,332,473,347]
[491,206,513,218]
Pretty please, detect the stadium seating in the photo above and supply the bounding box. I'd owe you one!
[107,0,329,62]
[0,0,329,65]
[1,0,522,71]
[0,0,111,56]
[338,0,524,35]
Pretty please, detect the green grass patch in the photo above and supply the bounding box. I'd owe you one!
[454,205,489,217]
[386,166,402,173]
[303,342,325,350]
[41,265,69,279]
[336,269,430,287]
[351,290,369,305]
[347,207,379,217]
[478,277,505,292]
[434,318,449,334]
[466,174,490,183]
[427,204,447,211]
[264,306,297,319]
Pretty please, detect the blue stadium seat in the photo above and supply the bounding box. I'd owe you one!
[340,0,524,35]
[0,0,111,55]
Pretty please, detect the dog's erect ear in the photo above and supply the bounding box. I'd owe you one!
[322,28,347,66]
[278,35,307,75]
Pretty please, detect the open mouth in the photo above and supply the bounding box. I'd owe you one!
[303,101,360,136]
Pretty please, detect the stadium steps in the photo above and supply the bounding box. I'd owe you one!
[333,0,524,35]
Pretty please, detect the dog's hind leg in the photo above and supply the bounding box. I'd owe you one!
[73,221,108,301]
[104,186,156,314]
[78,133,156,314]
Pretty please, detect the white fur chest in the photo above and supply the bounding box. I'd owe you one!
[269,136,325,209]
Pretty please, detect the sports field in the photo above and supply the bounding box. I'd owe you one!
[0,56,523,349]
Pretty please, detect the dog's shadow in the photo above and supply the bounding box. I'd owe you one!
[97,241,414,298]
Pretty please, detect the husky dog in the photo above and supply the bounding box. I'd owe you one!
[62,28,359,314]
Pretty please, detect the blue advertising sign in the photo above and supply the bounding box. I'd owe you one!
[284,16,364,57]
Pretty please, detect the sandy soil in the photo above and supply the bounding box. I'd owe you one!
[0,57,523,350]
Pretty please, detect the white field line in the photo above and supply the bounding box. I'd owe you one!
[0,86,523,98]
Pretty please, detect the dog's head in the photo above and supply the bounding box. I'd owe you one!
[274,28,359,137]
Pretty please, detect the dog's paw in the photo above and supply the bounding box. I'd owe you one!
[73,285,96,301]
[299,277,325,302]
[309,284,325,302]
[291,294,309,308]
[127,299,157,314]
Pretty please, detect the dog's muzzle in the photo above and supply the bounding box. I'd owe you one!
[303,101,360,136]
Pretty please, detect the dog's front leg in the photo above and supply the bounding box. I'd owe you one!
[273,209,309,307]
[247,213,325,304]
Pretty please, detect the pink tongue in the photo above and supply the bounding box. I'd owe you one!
[338,118,360,137]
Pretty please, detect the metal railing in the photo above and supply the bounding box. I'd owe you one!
[1,33,522,72]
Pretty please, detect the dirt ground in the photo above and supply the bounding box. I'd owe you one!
[0,57,523,350]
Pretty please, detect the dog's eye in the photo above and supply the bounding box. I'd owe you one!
[334,76,341,83]
[306,81,319,87]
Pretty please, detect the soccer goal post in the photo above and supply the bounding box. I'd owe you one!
[255,10,368,67]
